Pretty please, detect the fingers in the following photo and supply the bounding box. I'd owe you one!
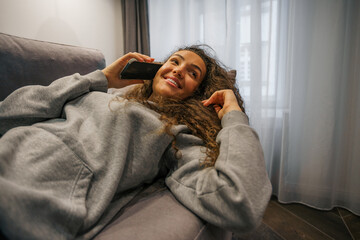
[109,52,154,76]
[213,104,222,114]
[202,89,242,119]
[119,52,154,65]
[202,90,226,107]
[103,52,155,89]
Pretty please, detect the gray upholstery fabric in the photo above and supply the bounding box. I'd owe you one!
[95,181,232,240]
[0,32,106,100]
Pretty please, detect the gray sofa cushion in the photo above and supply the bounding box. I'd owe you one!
[95,181,232,240]
[0,32,106,100]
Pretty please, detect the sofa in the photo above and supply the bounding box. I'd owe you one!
[0,32,233,240]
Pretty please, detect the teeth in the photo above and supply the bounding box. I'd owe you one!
[167,78,179,88]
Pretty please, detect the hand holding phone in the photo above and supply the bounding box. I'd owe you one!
[103,53,156,89]
[120,59,163,80]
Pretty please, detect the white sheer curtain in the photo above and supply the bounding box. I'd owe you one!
[148,0,360,215]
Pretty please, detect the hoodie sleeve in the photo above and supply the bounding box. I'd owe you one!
[165,110,272,235]
[0,70,108,135]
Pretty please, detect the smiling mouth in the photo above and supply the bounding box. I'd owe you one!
[165,78,181,89]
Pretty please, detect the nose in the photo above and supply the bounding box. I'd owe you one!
[173,66,184,78]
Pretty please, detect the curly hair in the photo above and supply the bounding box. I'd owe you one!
[124,45,246,167]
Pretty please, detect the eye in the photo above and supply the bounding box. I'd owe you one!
[190,71,197,78]
[170,58,179,65]
[188,68,199,79]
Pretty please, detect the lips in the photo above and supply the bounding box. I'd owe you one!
[164,76,182,89]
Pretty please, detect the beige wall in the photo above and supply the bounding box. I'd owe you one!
[0,0,124,64]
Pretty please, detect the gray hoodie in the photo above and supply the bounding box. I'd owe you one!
[0,70,272,239]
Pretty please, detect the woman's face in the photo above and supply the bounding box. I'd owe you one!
[150,50,206,100]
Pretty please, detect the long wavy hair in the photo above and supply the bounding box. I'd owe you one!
[124,45,246,167]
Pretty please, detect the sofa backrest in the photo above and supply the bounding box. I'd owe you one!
[0,33,106,101]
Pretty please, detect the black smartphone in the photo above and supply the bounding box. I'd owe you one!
[120,59,163,80]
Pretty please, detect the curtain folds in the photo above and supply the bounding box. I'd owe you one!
[275,0,360,214]
[148,0,360,215]
[121,0,150,55]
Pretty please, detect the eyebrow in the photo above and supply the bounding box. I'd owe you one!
[173,53,203,77]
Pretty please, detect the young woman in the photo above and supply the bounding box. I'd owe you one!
[0,45,271,239]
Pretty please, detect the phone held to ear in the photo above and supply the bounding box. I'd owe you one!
[120,58,163,80]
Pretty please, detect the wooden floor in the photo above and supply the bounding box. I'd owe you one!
[233,196,360,240]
